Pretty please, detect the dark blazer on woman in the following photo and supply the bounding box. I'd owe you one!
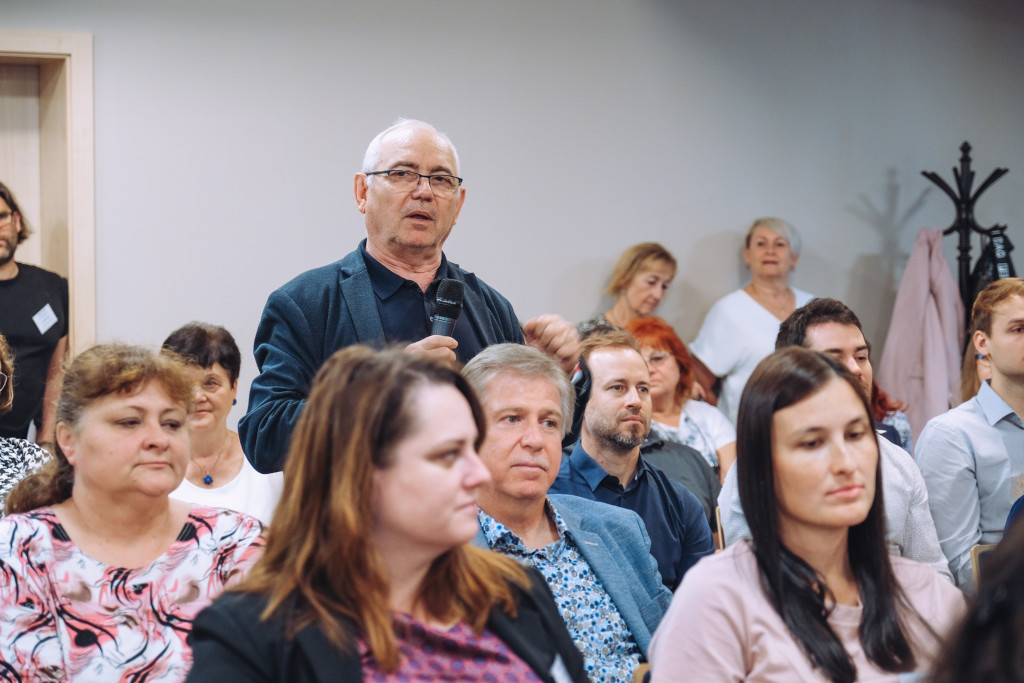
[185,568,588,683]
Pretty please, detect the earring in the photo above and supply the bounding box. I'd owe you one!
[233,398,237,405]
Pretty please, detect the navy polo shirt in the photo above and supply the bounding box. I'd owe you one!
[551,441,715,591]
[360,242,482,363]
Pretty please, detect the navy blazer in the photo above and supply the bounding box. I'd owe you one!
[186,569,587,683]
[475,494,672,657]
[239,242,523,472]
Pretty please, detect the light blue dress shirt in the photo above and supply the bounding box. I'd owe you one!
[915,380,1024,589]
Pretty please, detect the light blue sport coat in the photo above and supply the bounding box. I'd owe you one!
[475,493,672,656]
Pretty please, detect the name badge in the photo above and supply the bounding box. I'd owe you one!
[33,303,58,335]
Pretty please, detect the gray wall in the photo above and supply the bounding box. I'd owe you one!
[4,0,1023,423]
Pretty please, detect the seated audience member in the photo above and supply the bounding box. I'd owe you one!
[463,343,672,683]
[627,316,737,481]
[872,381,913,452]
[0,344,264,680]
[689,217,815,422]
[917,278,1024,589]
[187,347,587,681]
[959,332,992,404]
[162,322,283,525]
[929,517,1024,683]
[650,348,965,682]
[719,297,951,580]
[0,333,51,508]
[577,242,676,337]
[240,118,579,474]
[551,329,715,590]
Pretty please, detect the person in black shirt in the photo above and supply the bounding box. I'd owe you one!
[0,181,68,445]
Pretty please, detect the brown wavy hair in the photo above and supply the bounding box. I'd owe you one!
[236,346,527,671]
[5,344,194,515]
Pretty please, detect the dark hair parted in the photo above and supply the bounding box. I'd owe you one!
[0,334,14,416]
[775,297,865,350]
[0,180,31,243]
[626,317,695,404]
[236,346,528,672]
[929,519,1024,683]
[605,242,677,297]
[737,347,927,683]
[5,344,194,515]
[162,321,242,385]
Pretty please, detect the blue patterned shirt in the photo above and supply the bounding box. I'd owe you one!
[478,502,641,683]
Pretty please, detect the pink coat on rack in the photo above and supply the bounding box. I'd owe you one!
[877,228,964,441]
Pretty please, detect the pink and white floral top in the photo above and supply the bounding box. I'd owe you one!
[0,505,264,682]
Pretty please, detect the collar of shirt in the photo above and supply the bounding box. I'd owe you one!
[569,441,647,493]
[976,380,1024,428]
[359,239,450,301]
[477,500,570,559]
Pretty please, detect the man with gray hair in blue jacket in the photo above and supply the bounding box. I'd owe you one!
[464,343,671,683]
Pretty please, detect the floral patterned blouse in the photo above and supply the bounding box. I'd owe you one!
[0,505,264,681]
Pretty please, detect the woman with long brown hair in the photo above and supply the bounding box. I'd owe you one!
[187,346,587,681]
[650,347,963,681]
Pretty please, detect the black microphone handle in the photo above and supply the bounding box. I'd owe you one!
[431,315,458,337]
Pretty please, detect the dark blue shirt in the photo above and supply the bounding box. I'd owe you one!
[360,241,483,363]
[551,442,715,590]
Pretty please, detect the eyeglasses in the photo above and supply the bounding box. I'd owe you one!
[0,372,7,392]
[365,170,463,197]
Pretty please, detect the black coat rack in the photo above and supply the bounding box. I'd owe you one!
[921,142,1011,323]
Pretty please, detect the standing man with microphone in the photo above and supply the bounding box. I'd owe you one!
[241,119,579,473]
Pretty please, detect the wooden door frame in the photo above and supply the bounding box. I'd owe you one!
[0,30,95,354]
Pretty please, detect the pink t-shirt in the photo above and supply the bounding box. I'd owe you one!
[649,541,964,682]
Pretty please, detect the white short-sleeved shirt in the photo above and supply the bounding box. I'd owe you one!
[690,288,814,425]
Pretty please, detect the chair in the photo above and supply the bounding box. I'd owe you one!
[970,543,997,586]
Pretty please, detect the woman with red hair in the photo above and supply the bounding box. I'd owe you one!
[626,317,736,482]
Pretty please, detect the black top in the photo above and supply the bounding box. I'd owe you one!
[0,263,69,438]
[360,242,483,363]
[186,568,588,683]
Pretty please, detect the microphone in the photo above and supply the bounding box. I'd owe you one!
[430,278,464,337]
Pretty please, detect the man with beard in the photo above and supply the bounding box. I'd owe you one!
[551,328,715,590]
[240,119,579,472]
[0,181,67,445]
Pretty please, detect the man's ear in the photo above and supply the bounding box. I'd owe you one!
[354,173,369,214]
[974,329,990,359]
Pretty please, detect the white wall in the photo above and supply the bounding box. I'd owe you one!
[3,0,1023,423]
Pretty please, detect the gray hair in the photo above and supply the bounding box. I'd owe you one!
[463,344,574,437]
[745,217,802,257]
[361,118,461,189]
